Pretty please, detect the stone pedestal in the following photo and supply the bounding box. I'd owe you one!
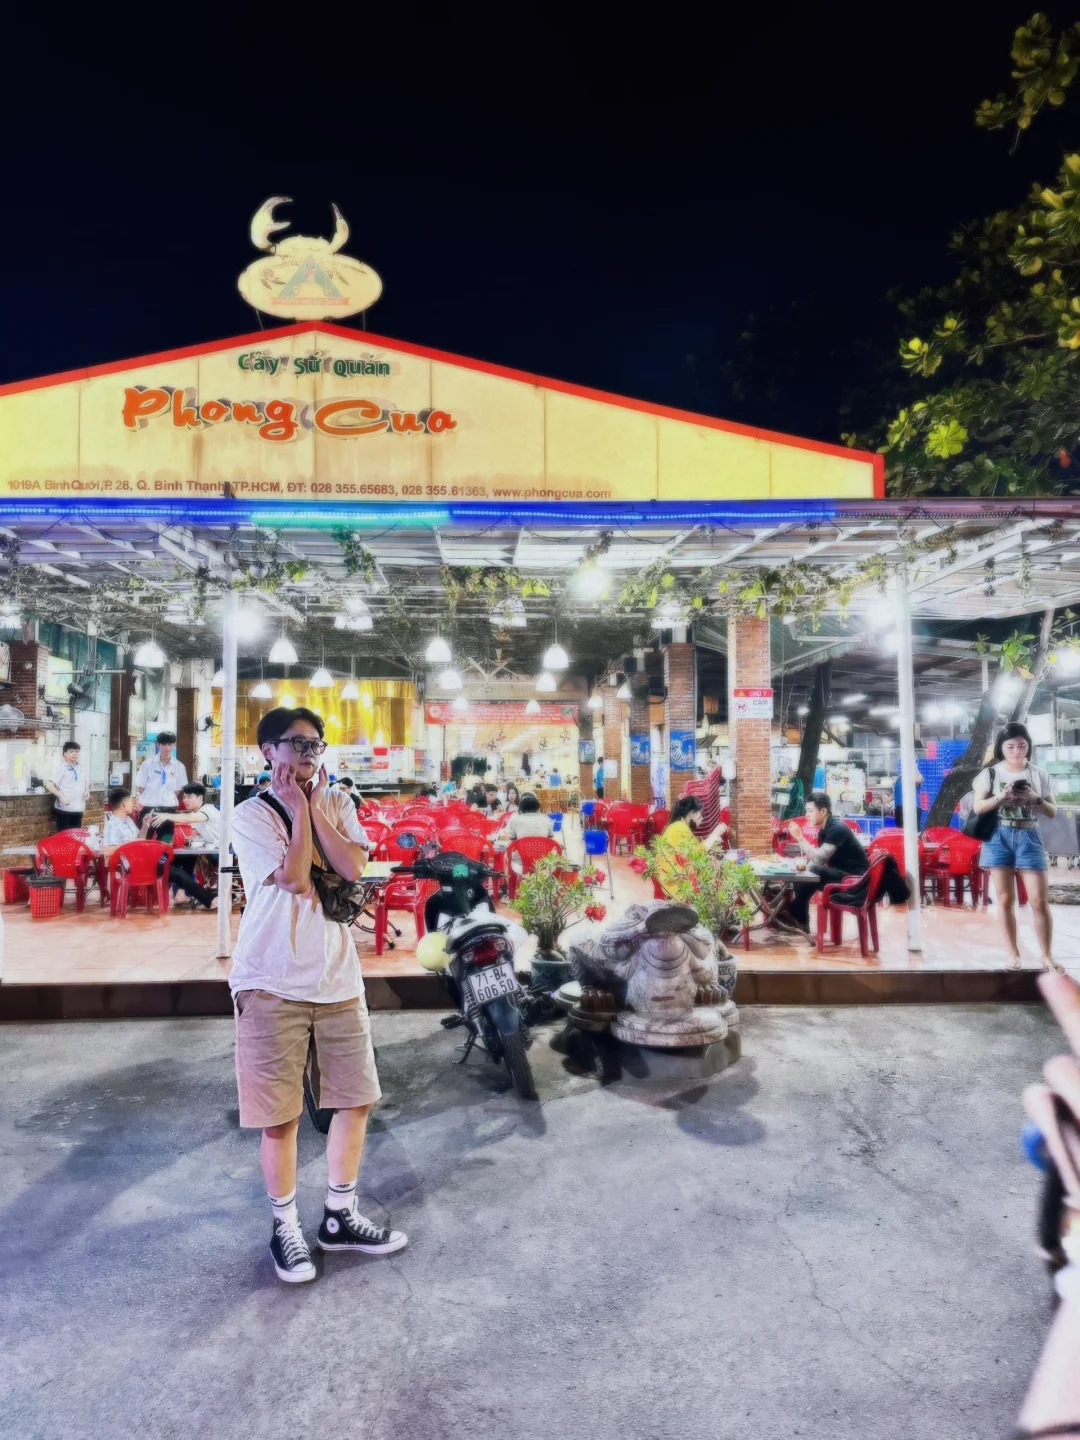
[612,1005,729,1047]
[617,1028,742,1079]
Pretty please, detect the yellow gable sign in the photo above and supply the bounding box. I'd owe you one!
[0,324,880,503]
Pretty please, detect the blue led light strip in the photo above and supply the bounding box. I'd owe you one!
[0,496,844,528]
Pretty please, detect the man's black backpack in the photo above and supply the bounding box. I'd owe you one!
[259,792,368,926]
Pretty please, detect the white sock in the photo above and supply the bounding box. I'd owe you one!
[326,1179,357,1212]
[269,1189,299,1227]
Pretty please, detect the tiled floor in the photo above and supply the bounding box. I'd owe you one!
[2,847,1078,986]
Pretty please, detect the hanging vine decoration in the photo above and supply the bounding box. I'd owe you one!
[243,529,312,592]
[333,529,377,581]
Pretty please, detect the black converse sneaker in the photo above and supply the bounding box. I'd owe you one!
[317,1199,408,1255]
[270,1217,317,1283]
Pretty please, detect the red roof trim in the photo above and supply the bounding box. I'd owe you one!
[0,319,877,468]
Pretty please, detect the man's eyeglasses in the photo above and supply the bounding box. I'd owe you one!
[275,737,328,756]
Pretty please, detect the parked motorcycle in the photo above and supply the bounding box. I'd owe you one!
[397,838,538,1100]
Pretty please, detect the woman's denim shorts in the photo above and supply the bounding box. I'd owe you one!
[980,823,1048,872]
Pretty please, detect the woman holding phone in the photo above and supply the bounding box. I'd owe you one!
[972,721,1060,970]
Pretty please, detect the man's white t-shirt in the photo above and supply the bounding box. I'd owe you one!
[51,758,86,813]
[229,788,370,1003]
[190,803,221,847]
[136,755,189,807]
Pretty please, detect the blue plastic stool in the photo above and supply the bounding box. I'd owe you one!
[584,828,613,897]
[550,812,563,833]
[581,800,596,821]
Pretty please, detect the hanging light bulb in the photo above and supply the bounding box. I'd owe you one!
[536,672,557,693]
[451,694,469,712]
[250,681,273,699]
[268,634,298,665]
[616,681,632,700]
[340,681,360,700]
[542,642,569,670]
[210,666,225,687]
[135,638,167,668]
[280,690,296,708]
[425,635,452,664]
[436,667,462,690]
[525,698,541,715]
[586,693,604,710]
[309,667,334,689]
[361,691,373,709]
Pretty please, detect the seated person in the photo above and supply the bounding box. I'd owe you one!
[663,795,727,853]
[334,776,362,810]
[253,772,272,795]
[503,784,521,816]
[784,790,869,930]
[104,787,152,846]
[497,791,557,844]
[483,783,504,815]
[105,787,218,910]
[178,782,222,847]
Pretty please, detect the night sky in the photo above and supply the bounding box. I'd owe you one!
[6,3,1077,444]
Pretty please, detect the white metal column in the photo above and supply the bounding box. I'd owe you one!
[895,564,922,951]
[216,590,239,959]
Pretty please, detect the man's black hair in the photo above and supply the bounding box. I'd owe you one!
[518,791,541,814]
[62,740,81,753]
[107,786,130,809]
[337,776,354,789]
[993,721,1034,764]
[156,731,177,745]
[809,789,833,814]
[257,706,325,747]
[181,782,206,800]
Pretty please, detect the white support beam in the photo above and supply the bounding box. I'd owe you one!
[216,590,238,959]
[906,518,1039,595]
[895,564,921,952]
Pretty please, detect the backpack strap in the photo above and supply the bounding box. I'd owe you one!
[258,790,335,874]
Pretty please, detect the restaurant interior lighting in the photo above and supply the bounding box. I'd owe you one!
[616,681,632,700]
[923,703,942,721]
[340,681,360,701]
[309,667,334,689]
[280,690,295,708]
[944,701,964,719]
[250,680,273,699]
[542,642,570,671]
[536,671,557,693]
[425,635,452,664]
[436,667,462,690]
[586,693,604,710]
[796,705,809,716]
[361,691,373,709]
[828,715,849,728]
[1055,646,1080,674]
[573,563,609,600]
[882,631,900,654]
[135,638,167,668]
[525,698,541,715]
[869,704,899,716]
[840,693,867,704]
[268,635,298,665]
[0,608,22,631]
[334,611,373,631]
[451,695,469,712]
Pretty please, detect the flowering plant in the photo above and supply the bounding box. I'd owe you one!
[634,837,758,943]
[511,854,606,952]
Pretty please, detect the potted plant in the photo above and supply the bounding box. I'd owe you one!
[631,836,758,948]
[511,854,606,988]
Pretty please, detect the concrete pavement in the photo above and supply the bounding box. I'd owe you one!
[0,1005,1064,1439]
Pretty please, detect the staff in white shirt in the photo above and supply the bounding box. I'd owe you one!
[46,741,89,831]
[135,731,188,811]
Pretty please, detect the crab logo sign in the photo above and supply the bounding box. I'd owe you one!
[237,197,383,320]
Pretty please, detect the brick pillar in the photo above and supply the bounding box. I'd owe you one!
[578,707,595,799]
[663,642,696,807]
[175,687,198,782]
[628,683,651,804]
[8,639,49,738]
[601,684,624,800]
[727,613,772,855]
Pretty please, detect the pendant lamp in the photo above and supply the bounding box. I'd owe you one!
[269,634,298,665]
[586,693,603,710]
[309,667,334,689]
[536,671,557,693]
[211,665,225,687]
[250,680,272,699]
[616,681,632,700]
[425,635,452,664]
[525,698,541,715]
[135,637,167,668]
[451,694,469,712]
[436,667,462,690]
[542,642,569,670]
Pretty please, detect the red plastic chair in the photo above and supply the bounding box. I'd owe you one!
[814,855,888,958]
[649,808,671,842]
[505,837,562,901]
[36,833,100,912]
[868,830,907,868]
[922,831,984,907]
[374,877,437,955]
[377,829,439,866]
[361,820,390,850]
[108,840,173,918]
[843,819,861,834]
[606,806,646,855]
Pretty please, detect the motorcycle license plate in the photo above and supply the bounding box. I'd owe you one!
[467,961,519,1007]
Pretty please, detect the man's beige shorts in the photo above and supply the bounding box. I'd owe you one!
[234,989,382,1129]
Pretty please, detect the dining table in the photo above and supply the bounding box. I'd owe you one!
[729,857,821,943]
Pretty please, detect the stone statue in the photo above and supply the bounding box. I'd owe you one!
[568,900,737,1048]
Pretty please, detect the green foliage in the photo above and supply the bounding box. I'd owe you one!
[510,854,604,951]
[635,837,758,943]
[861,15,1080,496]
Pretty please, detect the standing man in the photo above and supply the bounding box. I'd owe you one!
[47,740,89,831]
[229,706,406,1285]
[135,731,188,813]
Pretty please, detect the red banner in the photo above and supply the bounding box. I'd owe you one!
[424,701,579,725]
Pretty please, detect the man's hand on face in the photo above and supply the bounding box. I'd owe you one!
[310,764,330,807]
[272,760,308,811]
